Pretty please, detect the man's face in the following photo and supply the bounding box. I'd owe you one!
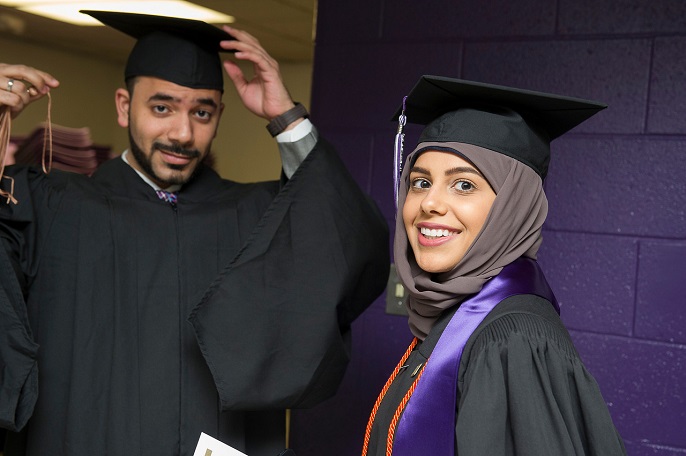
[115,76,224,188]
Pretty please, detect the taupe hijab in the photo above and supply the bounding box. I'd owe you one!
[394,142,548,340]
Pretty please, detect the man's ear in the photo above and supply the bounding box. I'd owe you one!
[114,88,131,128]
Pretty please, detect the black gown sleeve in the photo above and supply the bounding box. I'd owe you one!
[0,167,54,432]
[0,244,39,432]
[189,138,390,410]
[456,296,626,455]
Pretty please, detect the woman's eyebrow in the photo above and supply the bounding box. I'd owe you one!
[409,166,431,175]
[409,165,484,178]
[445,166,483,178]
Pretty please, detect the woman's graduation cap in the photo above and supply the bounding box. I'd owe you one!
[392,75,607,189]
[81,10,235,91]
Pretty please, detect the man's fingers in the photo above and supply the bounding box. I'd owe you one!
[0,64,59,94]
[223,26,261,47]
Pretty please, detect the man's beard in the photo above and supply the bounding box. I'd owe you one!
[128,130,203,187]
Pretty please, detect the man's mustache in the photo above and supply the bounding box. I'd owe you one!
[153,142,201,159]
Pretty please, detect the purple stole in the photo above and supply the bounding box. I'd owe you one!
[393,258,559,456]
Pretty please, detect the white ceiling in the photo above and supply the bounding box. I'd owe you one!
[0,0,316,64]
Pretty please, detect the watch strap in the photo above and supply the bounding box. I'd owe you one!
[266,102,309,137]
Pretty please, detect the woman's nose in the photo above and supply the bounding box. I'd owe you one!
[420,188,448,215]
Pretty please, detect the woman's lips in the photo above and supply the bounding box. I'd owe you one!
[416,224,459,247]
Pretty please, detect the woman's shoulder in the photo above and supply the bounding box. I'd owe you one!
[461,294,579,367]
[454,294,626,454]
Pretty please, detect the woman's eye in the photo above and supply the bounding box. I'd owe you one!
[411,178,431,189]
[455,181,474,192]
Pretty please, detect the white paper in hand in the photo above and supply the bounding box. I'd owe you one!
[193,432,248,456]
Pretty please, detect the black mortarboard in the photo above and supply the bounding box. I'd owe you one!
[81,10,235,91]
[393,75,607,179]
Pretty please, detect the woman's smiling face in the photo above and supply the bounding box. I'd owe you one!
[403,150,497,273]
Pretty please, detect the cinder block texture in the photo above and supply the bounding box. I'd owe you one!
[573,332,686,448]
[311,43,462,130]
[636,241,686,344]
[382,0,556,39]
[624,441,686,456]
[558,0,686,34]
[537,232,636,335]
[462,39,652,134]
[648,37,686,134]
[314,0,384,43]
[317,129,375,193]
[545,137,686,238]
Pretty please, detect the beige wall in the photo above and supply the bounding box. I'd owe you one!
[2,36,125,152]
[2,35,313,183]
[215,62,313,182]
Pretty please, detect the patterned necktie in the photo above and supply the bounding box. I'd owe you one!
[156,189,178,207]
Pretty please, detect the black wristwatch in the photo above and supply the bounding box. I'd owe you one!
[266,102,309,137]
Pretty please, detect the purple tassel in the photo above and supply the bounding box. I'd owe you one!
[394,96,408,212]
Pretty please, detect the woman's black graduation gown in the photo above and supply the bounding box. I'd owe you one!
[0,139,390,456]
[366,294,626,455]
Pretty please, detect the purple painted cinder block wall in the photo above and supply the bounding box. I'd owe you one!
[291,1,686,455]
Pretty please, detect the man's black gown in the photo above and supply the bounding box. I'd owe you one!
[0,139,390,455]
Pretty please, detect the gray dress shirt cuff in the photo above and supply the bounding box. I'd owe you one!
[277,123,318,179]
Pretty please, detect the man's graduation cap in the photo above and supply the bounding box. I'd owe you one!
[393,75,607,180]
[81,10,235,91]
